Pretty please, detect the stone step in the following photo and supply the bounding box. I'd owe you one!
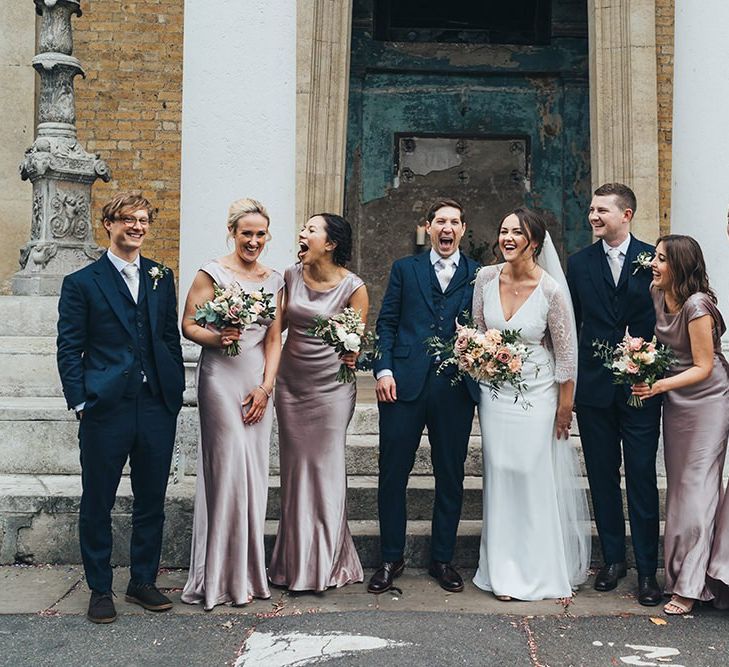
[0,474,660,569]
[0,337,201,400]
[0,398,672,480]
[0,296,59,337]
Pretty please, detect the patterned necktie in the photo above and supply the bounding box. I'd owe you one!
[606,247,622,286]
[121,263,140,303]
[435,258,455,292]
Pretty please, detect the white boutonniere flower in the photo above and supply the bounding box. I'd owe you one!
[148,263,169,289]
[470,266,483,285]
[632,252,653,275]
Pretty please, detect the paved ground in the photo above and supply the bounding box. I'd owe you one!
[1,565,728,666]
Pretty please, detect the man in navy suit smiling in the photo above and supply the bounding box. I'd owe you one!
[57,192,185,623]
[567,183,662,606]
[368,198,480,595]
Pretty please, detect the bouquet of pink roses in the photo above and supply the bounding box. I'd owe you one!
[427,324,534,408]
[307,307,375,383]
[593,333,675,407]
[194,281,275,357]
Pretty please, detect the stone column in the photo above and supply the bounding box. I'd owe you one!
[296,0,354,227]
[588,0,660,241]
[13,0,110,296]
[671,0,729,320]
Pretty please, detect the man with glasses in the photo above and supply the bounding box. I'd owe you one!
[57,192,185,623]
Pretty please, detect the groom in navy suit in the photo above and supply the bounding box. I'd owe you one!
[57,192,185,623]
[368,198,480,594]
[567,183,662,606]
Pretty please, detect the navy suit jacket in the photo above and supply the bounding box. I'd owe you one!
[566,235,656,408]
[56,253,185,416]
[374,252,480,403]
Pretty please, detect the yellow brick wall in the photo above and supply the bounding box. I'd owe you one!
[73,0,184,275]
[656,0,674,235]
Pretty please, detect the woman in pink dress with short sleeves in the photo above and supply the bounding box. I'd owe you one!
[633,235,729,615]
[268,213,368,592]
[180,199,283,610]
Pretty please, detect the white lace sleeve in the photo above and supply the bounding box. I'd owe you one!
[471,265,500,333]
[544,276,578,384]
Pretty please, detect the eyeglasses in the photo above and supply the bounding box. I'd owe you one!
[116,215,150,227]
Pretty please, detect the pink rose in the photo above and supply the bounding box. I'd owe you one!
[508,356,522,373]
[626,336,645,352]
[625,360,640,374]
[495,348,512,364]
[454,336,469,352]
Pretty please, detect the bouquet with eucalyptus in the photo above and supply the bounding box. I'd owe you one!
[194,281,275,356]
[307,307,374,382]
[427,324,534,409]
[593,333,675,407]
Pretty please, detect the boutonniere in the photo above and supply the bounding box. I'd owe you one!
[148,263,169,289]
[470,266,483,285]
[632,252,653,275]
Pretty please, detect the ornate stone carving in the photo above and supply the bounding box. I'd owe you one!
[49,191,90,239]
[31,193,43,240]
[13,0,110,296]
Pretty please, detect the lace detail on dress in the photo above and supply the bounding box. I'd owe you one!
[542,274,578,384]
[472,265,501,333]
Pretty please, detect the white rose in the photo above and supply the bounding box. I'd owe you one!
[335,325,347,342]
[343,333,361,352]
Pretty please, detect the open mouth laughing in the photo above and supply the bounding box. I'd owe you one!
[298,240,309,260]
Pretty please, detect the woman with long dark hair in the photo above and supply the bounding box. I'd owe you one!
[633,234,729,614]
[268,213,368,591]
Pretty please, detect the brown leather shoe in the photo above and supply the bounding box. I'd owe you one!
[367,559,405,594]
[125,581,173,611]
[428,561,464,593]
[593,562,628,591]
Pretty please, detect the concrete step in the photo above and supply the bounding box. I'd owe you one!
[0,474,660,569]
[0,296,59,337]
[0,337,201,401]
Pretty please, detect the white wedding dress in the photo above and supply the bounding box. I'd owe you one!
[472,263,590,600]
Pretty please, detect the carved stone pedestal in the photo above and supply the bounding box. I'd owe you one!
[13,0,110,296]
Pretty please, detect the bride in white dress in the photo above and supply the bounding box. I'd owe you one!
[472,208,590,601]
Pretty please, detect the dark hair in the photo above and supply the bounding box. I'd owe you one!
[426,198,465,224]
[492,207,547,260]
[656,234,717,306]
[594,182,637,216]
[313,213,353,267]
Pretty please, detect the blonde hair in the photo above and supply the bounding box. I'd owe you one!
[227,198,270,233]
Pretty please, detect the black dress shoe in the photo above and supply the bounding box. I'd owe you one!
[428,561,464,593]
[87,591,116,624]
[637,575,663,606]
[125,581,173,611]
[593,562,628,591]
[367,559,405,594]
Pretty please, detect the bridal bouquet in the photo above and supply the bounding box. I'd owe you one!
[427,324,534,408]
[593,333,675,407]
[194,281,276,357]
[307,307,374,383]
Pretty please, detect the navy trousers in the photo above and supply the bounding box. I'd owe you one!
[577,395,661,576]
[78,385,177,592]
[377,368,474,563]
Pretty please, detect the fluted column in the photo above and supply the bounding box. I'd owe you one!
[588,0,659,241]
[14,0,110,296]
[296,0,353,227]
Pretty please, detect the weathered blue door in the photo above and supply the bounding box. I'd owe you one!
[345,0,591,319]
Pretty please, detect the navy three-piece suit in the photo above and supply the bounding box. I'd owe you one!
[567,235,661,575]
[57,253,185,592]
[374,252,479,563]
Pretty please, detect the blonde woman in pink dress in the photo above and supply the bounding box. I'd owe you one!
[180,199,283,610]
[268,213,367,592]
[633,235,729,615]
